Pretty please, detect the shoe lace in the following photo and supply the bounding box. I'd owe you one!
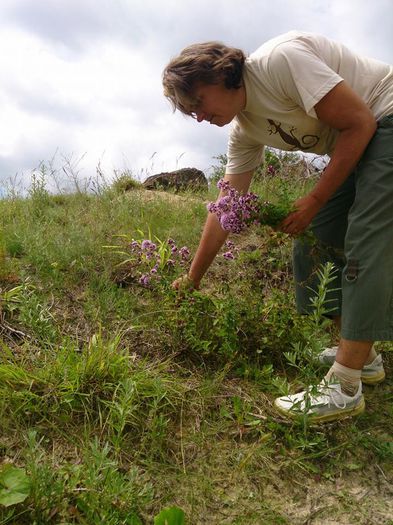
[310,383,347,410]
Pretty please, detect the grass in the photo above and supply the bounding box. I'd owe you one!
[0,159,392,524]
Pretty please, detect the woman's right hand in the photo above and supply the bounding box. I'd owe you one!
[172,274,200,291]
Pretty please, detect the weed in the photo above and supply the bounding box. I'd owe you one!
[111,172,142,193]
[0,431,152,524]
[105,229,190,289]
[28,165,50,210]
[16,285,60,344]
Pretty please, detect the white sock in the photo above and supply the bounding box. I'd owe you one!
[325,361,361,397]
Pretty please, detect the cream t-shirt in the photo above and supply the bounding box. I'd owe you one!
[226,31,393,174]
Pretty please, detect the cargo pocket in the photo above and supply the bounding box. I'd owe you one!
[345,258,359,283]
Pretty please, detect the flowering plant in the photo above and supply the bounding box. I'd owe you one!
[207,179,292,234]
[132,237,190,287]
[105,233,190,288]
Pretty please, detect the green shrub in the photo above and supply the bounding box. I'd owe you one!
[111,173,142,193]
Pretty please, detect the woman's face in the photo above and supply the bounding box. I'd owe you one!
[190,82,246,127]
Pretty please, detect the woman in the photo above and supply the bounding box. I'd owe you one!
[162,31,393,422]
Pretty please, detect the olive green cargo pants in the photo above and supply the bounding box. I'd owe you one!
[293,114,393,341]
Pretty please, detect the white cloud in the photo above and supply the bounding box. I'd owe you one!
[0,0,392,192]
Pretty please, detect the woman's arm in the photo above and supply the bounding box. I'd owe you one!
[175,170,254,289]
[281,81,377,235]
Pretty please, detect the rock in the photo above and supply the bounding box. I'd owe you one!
[142,168,208,192]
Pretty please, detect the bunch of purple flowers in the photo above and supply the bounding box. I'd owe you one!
[222,239,238,260]
[207,179,291,234]
[129,237,191,287]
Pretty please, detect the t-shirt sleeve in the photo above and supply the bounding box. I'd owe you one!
[267,41,344,117]
[226,121,265,175]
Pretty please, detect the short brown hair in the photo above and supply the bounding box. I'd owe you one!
[162,42,246,116]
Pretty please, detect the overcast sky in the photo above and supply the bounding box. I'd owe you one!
[0,0,392,193]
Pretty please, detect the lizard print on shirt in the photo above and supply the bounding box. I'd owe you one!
[267,119,320,150]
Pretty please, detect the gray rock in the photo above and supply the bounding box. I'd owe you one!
[142,168,208,192]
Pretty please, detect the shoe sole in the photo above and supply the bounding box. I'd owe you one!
[361,370,386,385]
[274,395,366,424]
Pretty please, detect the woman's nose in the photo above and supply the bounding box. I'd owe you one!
[196,111,205,123]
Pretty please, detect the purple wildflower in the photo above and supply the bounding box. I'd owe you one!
[207,202,217,214]
[130,240,141,252]
[220,212,244,233]
[141,240,156,252]
[207,179,272,234]
[179,246,190,261]
[126,236,193,288]
[139,274,151,287]
[217,179,234,194]
[223,240,238,260]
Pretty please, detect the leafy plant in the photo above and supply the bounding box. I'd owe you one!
[0,465,31,507]
[20,431,151,524]
[0,285,26,316]
[154,506,185,525]
[105,230,190,288]
[111,172,142,193]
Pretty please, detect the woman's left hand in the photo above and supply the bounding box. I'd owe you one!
[279,194,322,235]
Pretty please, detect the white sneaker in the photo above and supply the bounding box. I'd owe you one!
[318,347,385,385]
[274,381,365,423]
